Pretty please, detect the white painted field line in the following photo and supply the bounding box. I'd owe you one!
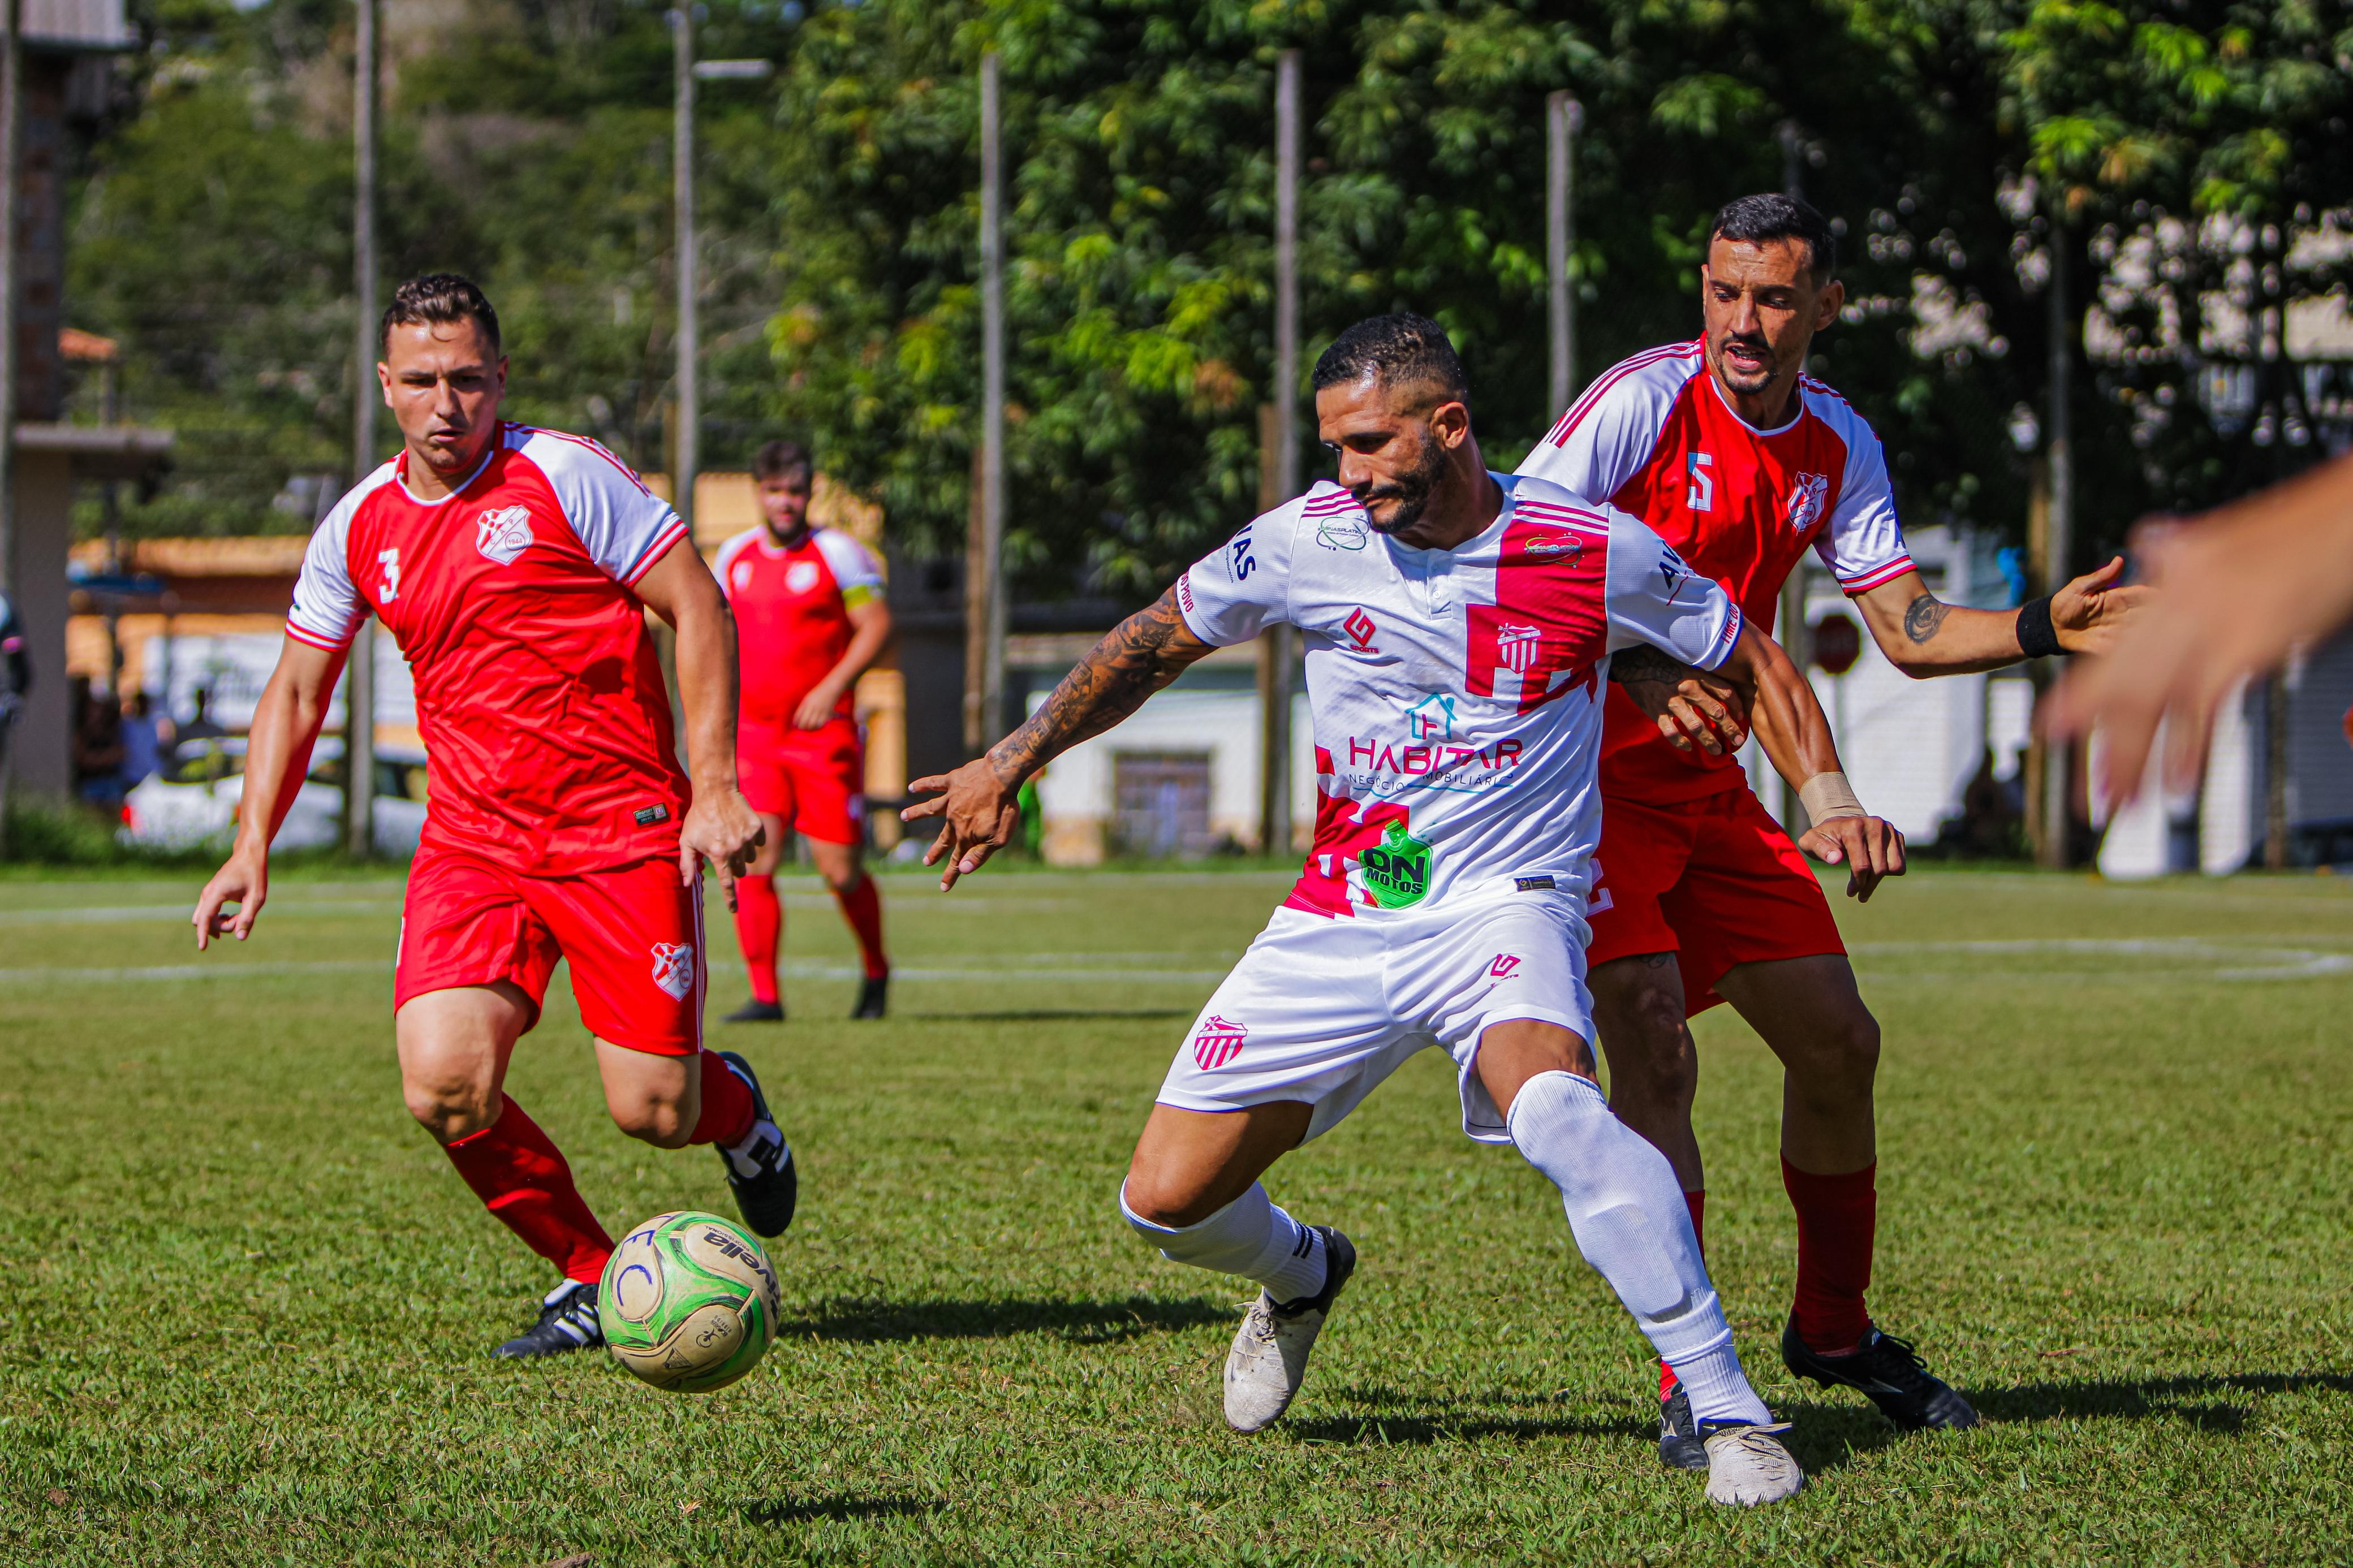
[0,960,1230,986]
[0,900,399,925]
[1848,937,2353,981]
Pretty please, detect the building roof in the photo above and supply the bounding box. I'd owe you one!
[24,0,136,51]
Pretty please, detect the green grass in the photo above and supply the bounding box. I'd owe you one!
[2,866,2350,1564]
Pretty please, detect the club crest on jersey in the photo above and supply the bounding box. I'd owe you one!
[1360,819,1433,909]
[1192,1015,1248,1070]
[1787,472,1831,533]
[475,505,535,565]
[786,560,822,594]
[1343,607,1380,653]
[649,941,695,1001]
[1494,623,1543,676]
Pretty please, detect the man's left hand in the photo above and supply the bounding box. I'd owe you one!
[793,683,843,731]
[1624,671,1749,756]
[2053,555,2154,656]
[1798,814,1906,901]
[679,787,766,911]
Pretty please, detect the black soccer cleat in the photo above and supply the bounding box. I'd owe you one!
[716,1049,797,1237]
[851,974,889,1020]
[723,997,785,1024]
[495,1280,602,1359]
[1658,1376,1711,1471]
[1781,1317,1979,1432]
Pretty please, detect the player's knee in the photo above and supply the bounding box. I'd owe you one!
[610,1095,693,1149]
[1119,1170,1213,1231]
[404,1077,498,1142]
[1603,994,1696,1100]
[1791,1008,1881,1091]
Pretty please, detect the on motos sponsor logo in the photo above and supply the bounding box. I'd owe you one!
[476,505,535,565]
[649,941,695,1001]
[1488,953,1522,979]
[1193,1015,1248,1069]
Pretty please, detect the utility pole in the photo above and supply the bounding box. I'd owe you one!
[0,0,19,848]
[342,0,378,859]
[671,6,697,541]
[966,49,1007,753]
[1545,92,1578,417]
[2038,219,2075,870]
[1257,49,1300,858]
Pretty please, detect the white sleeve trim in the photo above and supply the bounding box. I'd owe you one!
[812,528,884,595]
[513,425,686,587]
[285,467,395,650]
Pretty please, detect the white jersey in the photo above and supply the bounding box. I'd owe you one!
[1176,472,1742,917]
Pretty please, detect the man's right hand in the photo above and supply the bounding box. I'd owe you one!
[902,758,1022,891]
[193,844,269,949]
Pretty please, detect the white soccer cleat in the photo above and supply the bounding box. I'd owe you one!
[1701,1420,1805,1506]
[1221,1226,1356,1433]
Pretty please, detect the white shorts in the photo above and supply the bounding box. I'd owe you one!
[1157,892,1592,1146]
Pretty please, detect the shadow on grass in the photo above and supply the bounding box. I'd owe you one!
[1781,1371,2353,1476]
[904,1009,1194,1022]
[1281,1385,1653,1446]
[777,1293,1231,1345]
[745,1495,945,1527]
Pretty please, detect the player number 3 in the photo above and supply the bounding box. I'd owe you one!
[378,546,401,603]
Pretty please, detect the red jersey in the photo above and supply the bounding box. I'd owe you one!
[714,525,883,724]
[287,424,693,874]
[1516,339,1912,805]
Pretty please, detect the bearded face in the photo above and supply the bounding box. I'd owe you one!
[1354,422,1450,536]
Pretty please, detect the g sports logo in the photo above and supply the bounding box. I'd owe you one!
[1192,1015,1248,1069]
[1343,607,1380,653]
[1787,471,1831,533]
[649,941,696,1001]
[476,504,535,566]
[1488,953,1523,980]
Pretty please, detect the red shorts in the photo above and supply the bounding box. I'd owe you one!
[395,844,704,1055]
[1587,785,1846,1016]
[738,715,865,846]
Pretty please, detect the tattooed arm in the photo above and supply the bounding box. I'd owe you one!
[1609,643,1752,757]
[900,587,1216,888]
[1852,562,2148,677]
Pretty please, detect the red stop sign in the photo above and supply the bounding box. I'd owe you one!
[1811,612,1863,676]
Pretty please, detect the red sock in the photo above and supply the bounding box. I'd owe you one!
[690,1049,758,1148]
[1782,1156,1876,1354]
[734,872,781,1004]
[1660,1190,1708,1399]
[443,1096,613,1284]
[835,872,889,980]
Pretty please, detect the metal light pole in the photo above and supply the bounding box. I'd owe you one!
[1545,92,1579,417]
[0,0,18,850]
[967,50,1007,753]
[2039,221,2075,870]
[1256,49,1301,858]
[342,0,378,859]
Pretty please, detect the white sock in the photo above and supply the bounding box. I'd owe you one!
[1119,1181,1329,1304]
[1508,1070,1769,1426]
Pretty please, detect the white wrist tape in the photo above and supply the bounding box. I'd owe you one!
[1798,771,1867,822]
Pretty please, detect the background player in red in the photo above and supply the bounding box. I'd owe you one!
[1519,196,2143,1460]
[715,439,894,1022]
[191,275,799,1357]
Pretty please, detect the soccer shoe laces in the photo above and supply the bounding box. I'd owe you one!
[1857,1328,1935,1388]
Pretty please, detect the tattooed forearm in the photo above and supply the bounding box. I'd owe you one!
[1903,593,1951,645]
[985,588,1204,779]
[1609,644,1695,684]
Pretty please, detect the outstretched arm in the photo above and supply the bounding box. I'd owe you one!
[1711,621,1907,901]
[191,637,345,949]
[1854,560,2148,677]
[902,587,1215,888]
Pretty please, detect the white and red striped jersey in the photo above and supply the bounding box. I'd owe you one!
[1176,473,1741,917]
[1515,338,1912,803]
[713,525,883,725]
[288,423,692,874]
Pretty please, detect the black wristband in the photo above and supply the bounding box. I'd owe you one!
[2016,594,2062,659]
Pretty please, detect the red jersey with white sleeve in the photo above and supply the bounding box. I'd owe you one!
[1515,338,1912,805]
[1175,473,1742,918]
[287,424,693,876]
[714,525,883,725]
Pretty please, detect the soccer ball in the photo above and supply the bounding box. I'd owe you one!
[599,1211,782,1393]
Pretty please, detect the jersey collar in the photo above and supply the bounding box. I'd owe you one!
[1703,365,1808,437]
[394,428,503,507]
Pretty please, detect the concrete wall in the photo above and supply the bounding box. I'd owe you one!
[10,449,75,793]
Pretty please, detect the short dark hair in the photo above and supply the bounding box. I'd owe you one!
[381,273,501,355]
[1708,194,1837,282]
[1311,313,1469,409]
[752,438,813,481]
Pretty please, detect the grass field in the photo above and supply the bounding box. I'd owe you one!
[2,863,2350,1565]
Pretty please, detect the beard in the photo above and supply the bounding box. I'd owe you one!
[1356,429,1450,535]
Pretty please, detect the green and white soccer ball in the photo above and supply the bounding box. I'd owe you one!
[599,1211,782,1393]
